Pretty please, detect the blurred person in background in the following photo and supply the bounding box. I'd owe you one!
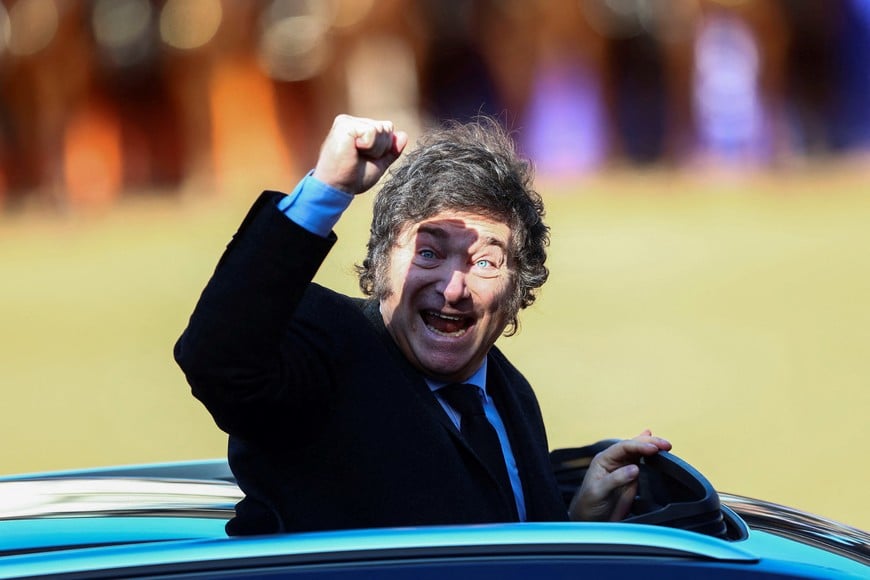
[175,114,670,535]
[415,0,504,123]
[0,0,95,209]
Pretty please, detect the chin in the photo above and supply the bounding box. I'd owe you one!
[422,360,475,383]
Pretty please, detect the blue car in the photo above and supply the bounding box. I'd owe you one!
[0,443,867,579]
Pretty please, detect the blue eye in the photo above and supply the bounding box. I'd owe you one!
[419,249,436,259]
[476,259,492,268]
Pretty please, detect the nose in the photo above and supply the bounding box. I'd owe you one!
[440,268,470,304]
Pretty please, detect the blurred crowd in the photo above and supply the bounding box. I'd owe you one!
[1,0,869,211]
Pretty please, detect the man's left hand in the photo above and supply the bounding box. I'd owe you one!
[568,430,672,522]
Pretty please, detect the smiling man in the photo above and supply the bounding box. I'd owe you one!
[175,114,670,535]
[380,214,513,382]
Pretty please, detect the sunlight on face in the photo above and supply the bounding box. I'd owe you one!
[379,211,515,383]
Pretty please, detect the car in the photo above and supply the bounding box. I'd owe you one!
[0,443,866,579]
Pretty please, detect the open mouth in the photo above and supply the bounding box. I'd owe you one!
[422,311,472,337]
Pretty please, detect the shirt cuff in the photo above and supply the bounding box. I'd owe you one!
[276,173,354,238]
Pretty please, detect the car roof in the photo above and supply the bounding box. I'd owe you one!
[3,520,869,580]
[1,460,866,579]
[0,521,756,578]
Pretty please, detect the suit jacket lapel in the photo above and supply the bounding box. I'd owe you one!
[486,349,565,521]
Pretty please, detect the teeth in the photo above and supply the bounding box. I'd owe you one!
[431,329,464,337]
[427,325,466,337]
[424,311,468,337]
[432,312,461,320]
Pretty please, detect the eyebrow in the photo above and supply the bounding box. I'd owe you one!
[416,224,450,240]
[416,224,508,252]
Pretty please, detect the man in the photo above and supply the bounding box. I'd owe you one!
[175,114,670,535]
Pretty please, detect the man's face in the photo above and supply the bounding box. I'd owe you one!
[379,211,515,383]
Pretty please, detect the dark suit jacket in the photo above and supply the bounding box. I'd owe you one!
[175,191,568,534]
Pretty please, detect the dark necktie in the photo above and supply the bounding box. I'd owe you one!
[438,383,518,518]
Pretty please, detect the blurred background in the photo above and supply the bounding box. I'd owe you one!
[1,0,868,529]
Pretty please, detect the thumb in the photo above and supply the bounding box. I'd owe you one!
[392,130,409,156]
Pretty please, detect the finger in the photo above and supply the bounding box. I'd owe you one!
[582,463,640,521]
[594,441,669,475]
[353,124,379,151]
[642,436,672,452]
[632,429,672,450]
[595,441,654,469]
[583,462,639,499]
[610,462,641,486]
[611,480,639,522]
[357,130,391,158]
[354,121,395,156]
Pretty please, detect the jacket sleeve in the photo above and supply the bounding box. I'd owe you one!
[174,191,339,445]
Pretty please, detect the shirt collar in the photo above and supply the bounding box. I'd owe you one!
[426,358,488,395]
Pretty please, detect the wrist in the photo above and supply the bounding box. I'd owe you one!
[277,174,353,237]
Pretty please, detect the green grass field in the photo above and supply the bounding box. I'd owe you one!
[2,164,868,530]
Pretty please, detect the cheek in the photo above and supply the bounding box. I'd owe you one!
[479,279,513,311]
[383,271,424,321]
[381,251,412,298]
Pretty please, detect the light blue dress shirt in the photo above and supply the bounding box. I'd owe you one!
[276,173,527,521]
[275,172,354,238]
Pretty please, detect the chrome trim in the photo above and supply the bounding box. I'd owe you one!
[0,478,241,520]
[722,492,870,565]
[0,459,235,483]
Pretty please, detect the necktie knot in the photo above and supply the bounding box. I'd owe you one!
[438,383,486,417]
